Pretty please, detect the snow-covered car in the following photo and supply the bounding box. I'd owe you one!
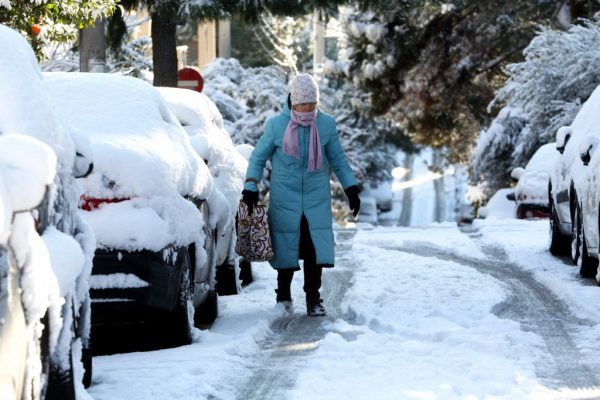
[45,72,217,347]
[511,143,558,219]
[549,85,600,265]
[157,87,253,292]
[571,123,600,278]
[477,188,516,219]
[0,25,95,400]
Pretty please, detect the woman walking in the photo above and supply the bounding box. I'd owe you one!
[242,74,361,316]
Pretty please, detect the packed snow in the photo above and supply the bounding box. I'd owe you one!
[87,220,600,399]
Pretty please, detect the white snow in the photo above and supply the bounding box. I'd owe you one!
[44,72,212,201]
[515,143,558,206]
[89,221,600,399]
[81,195,202,252]
[477,188,516,219]
[89,274,150,290]
[42,226,85,297]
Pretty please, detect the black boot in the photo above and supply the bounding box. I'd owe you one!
[276,269,294,313]
[306,297,326,317]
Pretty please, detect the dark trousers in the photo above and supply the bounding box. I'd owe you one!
[277,215,322,302]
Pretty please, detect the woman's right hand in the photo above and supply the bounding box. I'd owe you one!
[242,189,259,215]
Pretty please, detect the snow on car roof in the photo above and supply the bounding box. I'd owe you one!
[44,73,212,200]
[0,24,75,171]
[157,87,247,215]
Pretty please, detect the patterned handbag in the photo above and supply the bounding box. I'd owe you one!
[235,201,275,262]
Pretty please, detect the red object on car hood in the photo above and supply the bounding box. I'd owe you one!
[80,195,130,211]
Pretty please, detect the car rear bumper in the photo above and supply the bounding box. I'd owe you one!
[90,247,187,314]
[516,203,550,219]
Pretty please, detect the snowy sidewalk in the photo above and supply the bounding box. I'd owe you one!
[89,223,600,400]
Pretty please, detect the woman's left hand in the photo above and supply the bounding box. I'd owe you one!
[344,185,361,217]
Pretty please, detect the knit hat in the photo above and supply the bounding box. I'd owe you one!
[288,74,319,106]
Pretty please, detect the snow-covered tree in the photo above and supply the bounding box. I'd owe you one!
[470,17,600,194]
[0,0,117,57]
[335,1,599,164]
[201,58,408,185]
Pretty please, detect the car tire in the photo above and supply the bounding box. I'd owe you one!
[580,229,598,278]
[81,340,92,388]
[194,290,218,327]
[549,196,570,256]
[158,258,193,348]
[571,197,581,265]
[216,261,238,296]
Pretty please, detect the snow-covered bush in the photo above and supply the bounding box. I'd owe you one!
[470,17,600,194]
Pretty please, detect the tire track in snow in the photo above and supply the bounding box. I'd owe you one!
[379,227,600,392]
[234,230,356,400]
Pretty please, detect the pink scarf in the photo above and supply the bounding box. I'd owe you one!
[282,110,322,172]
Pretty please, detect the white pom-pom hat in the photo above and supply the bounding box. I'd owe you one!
[289,74,319,106]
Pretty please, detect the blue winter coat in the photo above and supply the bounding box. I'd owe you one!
[244,102,357,269]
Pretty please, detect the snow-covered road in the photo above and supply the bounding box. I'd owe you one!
[88,220,600,400]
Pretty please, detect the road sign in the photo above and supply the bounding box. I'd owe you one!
[177,68,204,92]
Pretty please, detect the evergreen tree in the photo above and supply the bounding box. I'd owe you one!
[108,0,347,86]
[470,17,600,194]
[0,0,116,57]
[336,0,598,164]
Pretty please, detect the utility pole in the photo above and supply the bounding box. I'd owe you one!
[79,19,106,72]
[313,10,325,73]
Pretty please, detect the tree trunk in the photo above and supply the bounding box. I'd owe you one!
[398,154,414,227]
[79,19,106,72]
[432,150,445,223]
[151,12,178,87]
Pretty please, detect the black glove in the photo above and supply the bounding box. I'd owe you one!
[242,189,259,215]
[344,185,361,217]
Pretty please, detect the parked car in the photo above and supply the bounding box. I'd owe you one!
[0,25,95,400]
[477,188,516,219]
[549,85,600,267]
[157,87,253,292]
[565,88,600,279]
[45,72,218,348]
[511,143,558,219]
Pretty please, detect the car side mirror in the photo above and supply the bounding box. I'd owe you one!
[74,151,94,178]
[505,192,516,201]
[579,136,599,166]
[556,126,572,154]
[510,167,525,182]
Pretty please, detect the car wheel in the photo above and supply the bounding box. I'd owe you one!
[194,290,218,327]
[81,339,92,388]
[548,194,570,256]
[571,198,581,265]
[157,258,193,348]
[216,261,238,296]
[580,229,598,278]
